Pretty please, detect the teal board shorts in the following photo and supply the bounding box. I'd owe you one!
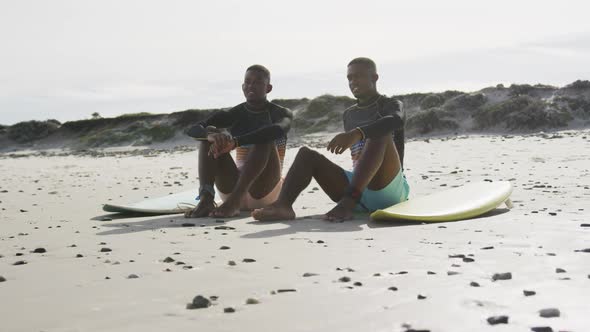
[344,169,410,212]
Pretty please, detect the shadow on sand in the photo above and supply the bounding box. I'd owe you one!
[91,207,511,238]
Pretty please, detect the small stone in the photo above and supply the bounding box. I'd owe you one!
[487,315,509,325]
[13,260,27,266]
[219,246,230,250]
[127,274,139,279]
[181,223,195,227]
[0,276,6,282]
[574,248,590,253]
[32,248,46,253]
[277,289,296,293]
[427,271,436,275]
[581,223,590,227]
[163,257,175,263]
[523,290,536,296]
[105,276,110,280]
[539,308,560,318]
[339,276,351,282]
[187,295,211,309]
[449,254,466,258]
[100,248,112,253]
[388,286,398,291]
[228,260,236,266]
[223,307,235,313]
[470,282,480,287]
[373,273,381,277]
[353,282,363,286]
[481,246,494,250]
[462,257,475,263]
[242,258,256,263]
[246,298,260,305]
[447,271,460,276]
[76,254,84,258]
[417,294,427,300]
[214,226,235,230]
[303,272,318,277]
[555,268,566,273]
[492,272,512,281]
[530,327,553,332]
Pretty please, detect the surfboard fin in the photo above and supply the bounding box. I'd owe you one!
[504,198,513,209]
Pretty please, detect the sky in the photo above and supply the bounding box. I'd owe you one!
[1,0,589,125]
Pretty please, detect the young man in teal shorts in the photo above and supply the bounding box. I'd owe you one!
[252,57,409,221]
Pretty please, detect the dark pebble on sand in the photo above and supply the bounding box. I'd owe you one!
[581,223,590,227]
[397,271,408,275]
[242,258,256,263]
[487,315,509,325]
[492,272,512,281]
[303,273,318,277]
[181,223,195,227]
[15,253,23,256]
[447,271,460,276]
[228,260,236,266]
[100,248,112,253]
[339,276,351,282]
[32,248,46,253]
[417,294,427,300]
[219,246,230,250]
[76,254,84,258]
[388,286,398,291]
[277,289,297,293]
[0,276,6,282]
[127,274,139,279]
[175,261,185,265]
[470,282,480,287]
[163,257,175,263]
[353,282,363,286]
[13,260,27,265]
[462,257,475,263]
[523,290,536,296]
[574,248,590,253]
[316,240,325,244]
[530,327,553,332]
[427,271,436,275]
[481,246,494,250]
[555,268,566,273]
[246,298,260,305]
[448,254,465,258]
[223,307,235,313]
[214,226,235,230]
[539,308,560,318]
[186,295,211,309]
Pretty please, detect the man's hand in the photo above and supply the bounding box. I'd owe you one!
[208,130,235,158]
[327,129,363,154]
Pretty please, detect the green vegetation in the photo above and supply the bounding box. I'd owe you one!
[567,80,590,89]
[420,94,445,109]
[6,120,61,143]
[444,93,487,111]
[407,108,459,134]
[474,96,571,130]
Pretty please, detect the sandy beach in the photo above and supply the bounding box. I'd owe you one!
[1,130,589,332]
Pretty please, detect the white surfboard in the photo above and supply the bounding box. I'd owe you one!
[103,190,200,214]
[370,181,513,222]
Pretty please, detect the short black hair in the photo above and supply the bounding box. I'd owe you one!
[347,57,377,72]
[246,64,271,82]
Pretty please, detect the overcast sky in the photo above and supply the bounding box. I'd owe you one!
[1,0,589,125]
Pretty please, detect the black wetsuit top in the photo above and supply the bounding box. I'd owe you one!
[342,95,406,168]
[198,101,293,147]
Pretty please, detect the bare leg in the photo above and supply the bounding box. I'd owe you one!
[252,146,349,221]
[210,142,281,218]
[185,141,238,218]
[324,135,401,221]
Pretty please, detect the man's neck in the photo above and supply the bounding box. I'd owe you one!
[245,99,269,111]
[357,92,380,107]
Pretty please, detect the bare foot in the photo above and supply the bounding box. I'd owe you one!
[323,197,356,222]
[209,198,241,218]
[251,203,296,221]
[184,197,216,218]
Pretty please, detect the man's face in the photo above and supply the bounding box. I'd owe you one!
[347,63,378,99]
[242,70,272,103]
